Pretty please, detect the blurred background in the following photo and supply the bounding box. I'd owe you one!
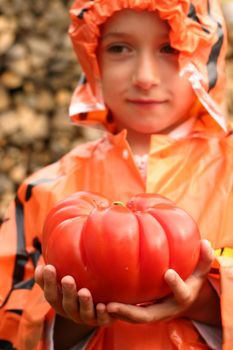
[0,0,233,222]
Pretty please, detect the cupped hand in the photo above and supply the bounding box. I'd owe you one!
[105,239,215,324]
[35,264,115,327]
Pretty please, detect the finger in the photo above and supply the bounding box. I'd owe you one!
[107,302,154,323]
[34,265,44,289]
[61,276,80,323]
[96,303,113,326]
[78,288,96,325]
[193,239,214,278]
[164,269,191,306]
[181,240,214,299]
[43,265,63,314]
[107,296,188,323]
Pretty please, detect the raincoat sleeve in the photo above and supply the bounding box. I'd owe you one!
[0,188,54,350]
[195,250,233,350]
[192,277,222,349]
[215,254,233,349]
[0,137,115,350]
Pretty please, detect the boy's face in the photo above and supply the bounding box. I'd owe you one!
[98,9,196,135]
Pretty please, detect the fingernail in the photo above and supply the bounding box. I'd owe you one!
[97,306,105,314]
[80,296,90,303]
[62,284,69,292]
[62,282,73,292]
[165,269,176,281]
[204,240,212,248]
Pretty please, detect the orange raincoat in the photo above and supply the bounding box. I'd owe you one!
[1,0,233,349]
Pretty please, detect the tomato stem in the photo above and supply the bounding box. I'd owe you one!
[113,201,125,206]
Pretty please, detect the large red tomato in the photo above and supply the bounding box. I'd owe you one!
[42,191,200,304]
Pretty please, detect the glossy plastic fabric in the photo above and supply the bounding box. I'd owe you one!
[1,126,233,348]
[68,0,227,130]
[0,0,232,348]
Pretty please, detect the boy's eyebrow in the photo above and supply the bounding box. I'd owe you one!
[100,31,169,41]
[100,32,133,41]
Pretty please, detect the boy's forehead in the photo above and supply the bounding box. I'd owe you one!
[100,9,170,37]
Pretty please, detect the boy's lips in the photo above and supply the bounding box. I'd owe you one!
[126,98,167,108]
[127,98,166,104]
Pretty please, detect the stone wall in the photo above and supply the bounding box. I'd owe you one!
[0,0,99,220]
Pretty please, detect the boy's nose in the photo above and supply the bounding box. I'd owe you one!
[132,53,161,90]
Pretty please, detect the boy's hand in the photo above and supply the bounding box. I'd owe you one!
[105,240,218,325]
[35,240,219,328]
[35,265,114,327]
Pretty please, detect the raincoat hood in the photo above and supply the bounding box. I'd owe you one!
[68,0,227,131]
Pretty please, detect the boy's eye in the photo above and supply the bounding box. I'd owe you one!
[160,44,179,55]
[107,44,130,54]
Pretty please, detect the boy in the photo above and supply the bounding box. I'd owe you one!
[1,0,233,349]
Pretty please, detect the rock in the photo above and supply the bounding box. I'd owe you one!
[0,16,17,54]
[0,87,11,111]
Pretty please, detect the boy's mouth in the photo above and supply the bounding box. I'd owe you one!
[127,99,166,106]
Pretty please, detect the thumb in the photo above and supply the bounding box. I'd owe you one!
[193,239,214,278]
[35,264,45,289]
